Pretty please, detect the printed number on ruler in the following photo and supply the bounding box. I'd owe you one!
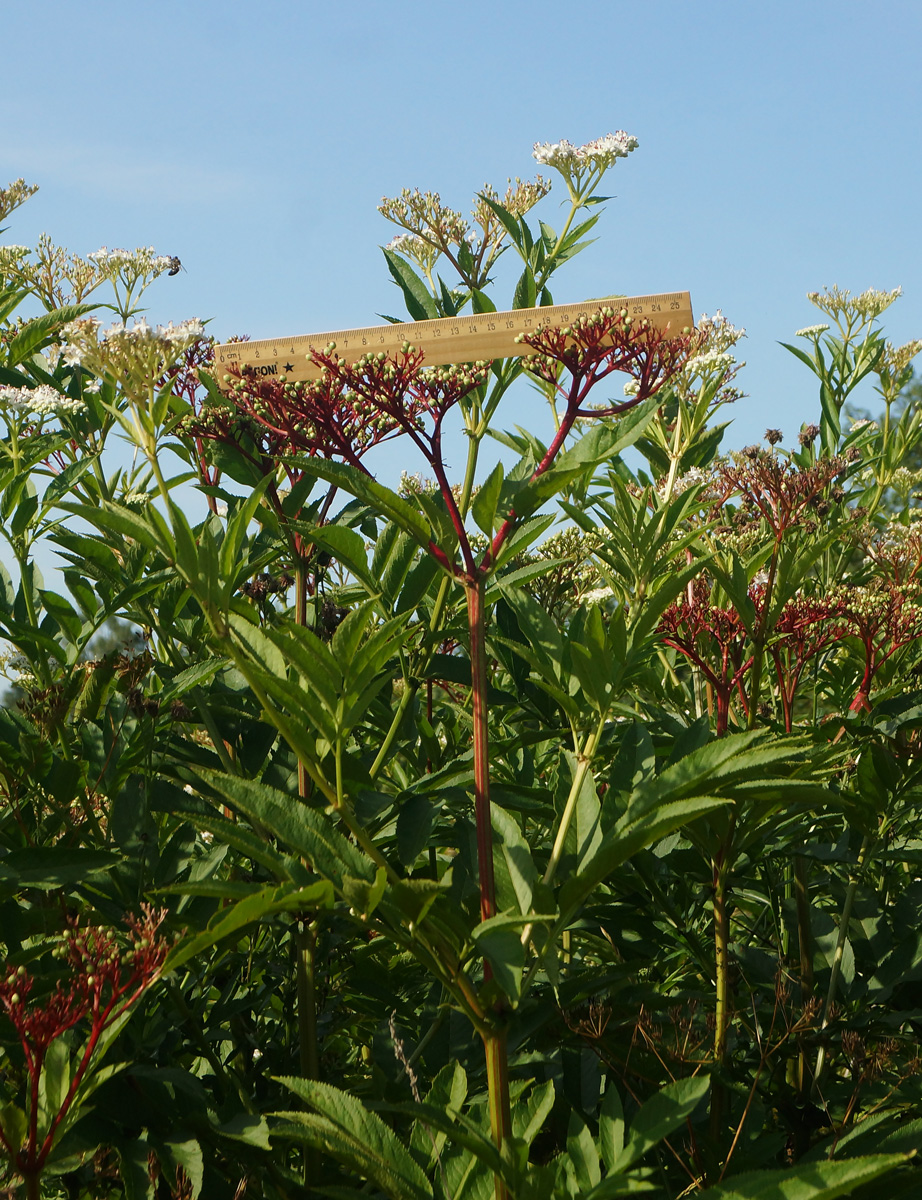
[213,291,693,386]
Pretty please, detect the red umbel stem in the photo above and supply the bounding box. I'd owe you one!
[465,575,512,1199]
[466,575,497,926]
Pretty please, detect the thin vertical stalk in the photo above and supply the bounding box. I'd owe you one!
[483,1030,512,1200]
[812,834,872,1096]
[710,822,735,1142]
[712,851,732,1067]
[295,920,320,1186]
[295,558,310,799]
[465,575,511,1200]
[793,853,813,1096]
[466,576,497,925]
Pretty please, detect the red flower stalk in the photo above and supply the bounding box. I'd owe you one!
[520,307,705,443]
[0,907,169,1192]
[765,594,847,731]
[485,309,704,574]
[832,581,922,713]
[718,451,848,541]
[659,579,755,736]
[306,345,491,575]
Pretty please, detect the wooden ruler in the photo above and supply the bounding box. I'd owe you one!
[212,291,693,385]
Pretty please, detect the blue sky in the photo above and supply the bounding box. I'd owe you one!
[2,0,921,481]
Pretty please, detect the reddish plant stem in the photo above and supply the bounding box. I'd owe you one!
[466,576,497,925]
[465,575,512,1200]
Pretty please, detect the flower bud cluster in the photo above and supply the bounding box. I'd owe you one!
[0,908,168,1060]
[807,285,902,326]
[0,177,39,224]
[378,189,470,249]
[471,176,551,231]
[0,233,108,307]
[519,305,705,419]
[720,452,850,539]
[192,342,488,476]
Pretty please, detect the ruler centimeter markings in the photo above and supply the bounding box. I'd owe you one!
[212,291,694,386]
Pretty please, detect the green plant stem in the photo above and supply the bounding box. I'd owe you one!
[520,714,605,949]
[483,1029,513,1200]
[295,920,320,1187]
[813,834,872,1097]
[794,855,813,1002]
[710,824,735,1142]
[793,853,814,1097]
[713,846,733,1067]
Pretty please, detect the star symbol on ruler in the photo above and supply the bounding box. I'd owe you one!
[283,362,295,373]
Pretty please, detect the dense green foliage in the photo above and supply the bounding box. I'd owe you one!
[1,143,922,1200]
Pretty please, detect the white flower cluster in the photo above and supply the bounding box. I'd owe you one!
[386,232,441,271]
[889,466,922,493]
[0,649,33,680]
[0,383,87,416]
[121,491,150,505]
[663,467,720,498]
[684,349,736,376]
[533,132,639,173]
[102,317,205,348]
[849,418,878,432]
[581,586,615,606]
[623,379,640,396]
[795,324,830,339]
[62,317,205,368]
[697,310,746,352]
[87,246,173,276]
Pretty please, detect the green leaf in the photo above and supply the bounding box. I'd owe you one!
[568,1111,602,1190]
[383,247,439,322]
[396,794,436,867]
[472,918,526,1004]
[472,461,505,535]
[191,770,373,884]
[0,1103,26,1156]
[158,1139,203,1200]
[513,266,537,311]
[283,457,432,550]
[217,1113,272,1151]
[273,1078,432,1200]
[0,848,121,890]
[119,1135,155,1200]
[599,1084,625,1171]
[492,804,537,915]
[613,1075,709,1170]
[477,194,523,249]
[471,288,497,315]
[695,1154,905,1200]
[165,881,333,972]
